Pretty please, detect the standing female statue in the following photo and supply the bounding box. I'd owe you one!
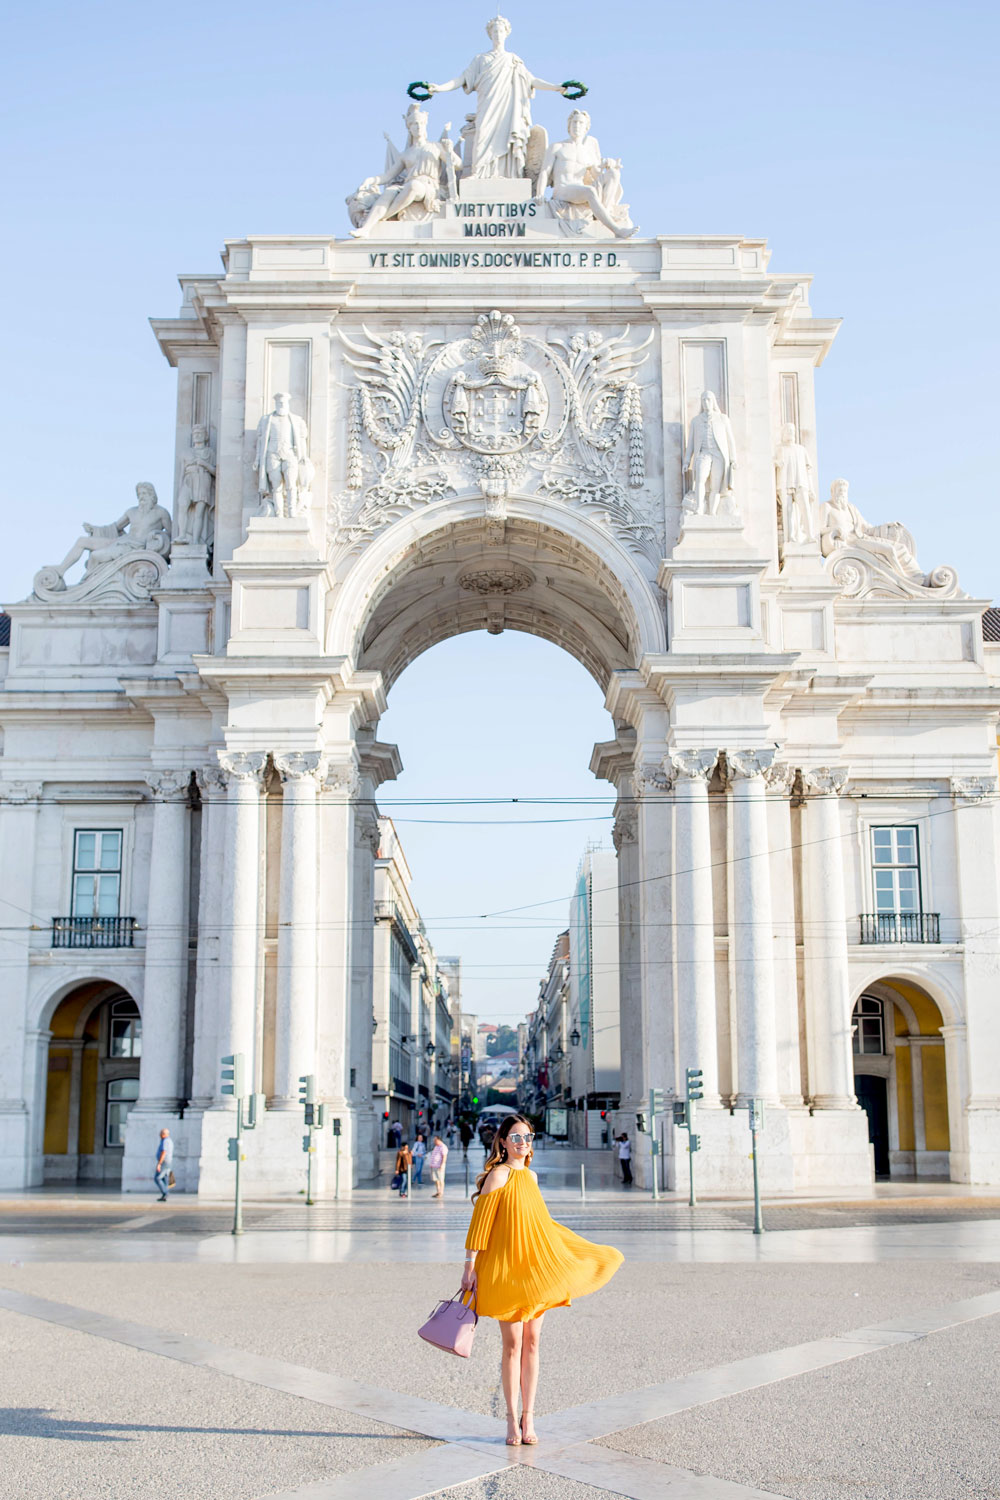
[426,15,572,179]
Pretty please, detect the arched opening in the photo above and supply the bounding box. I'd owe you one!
[852,978,950,1180]
[43,982,142,1184]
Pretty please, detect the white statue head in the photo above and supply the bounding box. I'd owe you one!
[404,102,429,142]
[830,477,849,505]
[486,13,512,45]
[700,390,721,414]
[135,482,158,508]
[273,392,291,414]
[568,109,591,141]
[192,423,209,446]
[780,421,796,444]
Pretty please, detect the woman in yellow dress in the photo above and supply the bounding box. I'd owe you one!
[461,1113,623,1446]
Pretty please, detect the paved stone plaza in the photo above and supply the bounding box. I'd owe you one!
[2,1152,999,1500]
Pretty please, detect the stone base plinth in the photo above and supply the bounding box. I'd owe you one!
[0,1106,32,1190]
[786,1107,874,1189]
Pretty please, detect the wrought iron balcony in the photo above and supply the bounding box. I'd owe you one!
[859,912,940,944]
[52,916,137,948]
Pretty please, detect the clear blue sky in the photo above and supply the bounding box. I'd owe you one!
[3,0,997,1025]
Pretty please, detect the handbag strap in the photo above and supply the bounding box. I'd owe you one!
[455,1287,478,1318]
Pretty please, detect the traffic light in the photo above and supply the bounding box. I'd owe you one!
[636,1111,646,1132]
[299,1075,316,1126]
[685,1067,704,1103]
[383,1110,390,1120]
[227,1137,240,1161]
[221,1054,245,1099]
[673,1100,688,1128]
[472,1095,479,1106]
[332,1117,342,1137]
[650,1089,666,1115]
[600,1109,607,1119]
[689,1133,702,1153]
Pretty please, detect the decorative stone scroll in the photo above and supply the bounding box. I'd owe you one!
[34,483,172,605]
[323,762,362,800]
[951,776,997,803]
[611,805,637,850]
[820,479,963,600]
[800,766,849,797]
[145,770,191,802]
[458,566,533,594]
[217,751,268,786]
[726,749,776,782]
[669,749,719,783]
[336,310,653,554]
[633,762,673,796]
[355,810,382,855]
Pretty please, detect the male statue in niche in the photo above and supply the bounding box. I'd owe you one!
[178,423,216,544]
[683,391,738,516]
[253,392,313,518]
[425,14,574,179]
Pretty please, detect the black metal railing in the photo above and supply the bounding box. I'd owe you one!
[392,1077,415,1099]
[52,916,137,949]
[859,912,940,944]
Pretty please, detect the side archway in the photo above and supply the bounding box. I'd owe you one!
[42,980,142,1184]
[851,976,951,1180]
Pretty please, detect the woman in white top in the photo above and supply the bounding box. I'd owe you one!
[616,1133,633,1186]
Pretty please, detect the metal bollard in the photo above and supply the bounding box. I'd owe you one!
[465,1157,470,1198]
[407,1164,412,1204]
[580,1163,586,1202]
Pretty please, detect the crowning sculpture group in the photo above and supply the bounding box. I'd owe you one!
[30,13,958,606]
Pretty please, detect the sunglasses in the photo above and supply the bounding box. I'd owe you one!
[507,1133,534,1145]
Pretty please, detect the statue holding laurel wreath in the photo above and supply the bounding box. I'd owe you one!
[411,14,586,180]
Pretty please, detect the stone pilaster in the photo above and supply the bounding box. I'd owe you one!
[216,751,267,1101]
[764,762,803,1106]
[271,752,326,1108]
[726,749,780,1104]
[136,770,191,1112]
[800,767,855,1109]
[0,782,42,1187]
[669,749,720,1104]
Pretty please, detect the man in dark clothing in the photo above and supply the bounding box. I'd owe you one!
[389,1119,402,1150]
[459,1119,473,1157]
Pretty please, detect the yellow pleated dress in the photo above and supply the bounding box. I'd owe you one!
[465,1166,624,1323]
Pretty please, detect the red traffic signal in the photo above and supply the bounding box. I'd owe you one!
[600,1110,607,1119]
[383,1110,390,1120]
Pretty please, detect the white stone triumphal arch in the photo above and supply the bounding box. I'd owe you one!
[2,15,1000,1195]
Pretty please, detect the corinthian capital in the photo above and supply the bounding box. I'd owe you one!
[669,749,719,783]
[217,751,268,785]
[274,751,327,784]
[196,765,228,799]
[801,766,849,797]
[763,762,795,795]
[950,775,997,803]
[633,761,673,796]
[323,761,361,800]
[726,749,776,782]
[612,806,638,850]
[144,770,190,802]
[355,810,381,855]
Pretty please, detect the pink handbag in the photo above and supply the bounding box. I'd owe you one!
[417,1289,478,1358]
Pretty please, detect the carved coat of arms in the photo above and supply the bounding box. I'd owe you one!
[336,310,655,555]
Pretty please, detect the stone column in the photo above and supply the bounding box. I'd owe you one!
[271,752,325,1109]
[65,1038,86,1162]
[669,750,720,1104]
[727,750,780,1104]
[949,776,1000,1180]
[765,762,803,1106]
[635,760,675,1108]
[350,806,381,1176]
[216,752,267,1100]
[136,770,191,1110]
[800,767,855,1108]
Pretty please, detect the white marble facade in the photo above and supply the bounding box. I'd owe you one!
[1,18,998,1195]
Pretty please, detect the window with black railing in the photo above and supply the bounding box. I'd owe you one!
[52,915,137,948]
[861,826,939,942]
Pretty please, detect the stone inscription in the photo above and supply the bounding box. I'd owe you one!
[366,249,623,270]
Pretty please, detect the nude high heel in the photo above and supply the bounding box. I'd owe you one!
[505,1415,521,1446]
[520,1412,538,1445]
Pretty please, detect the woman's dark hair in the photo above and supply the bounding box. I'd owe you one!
[473,1114,533,1199]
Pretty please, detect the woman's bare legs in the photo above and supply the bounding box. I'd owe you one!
[499,1321,523,1443]
[519,1314,544,1442]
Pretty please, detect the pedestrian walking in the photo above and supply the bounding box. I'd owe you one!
[428,1134,449,1198]
[389,1118,402,1151]
[394,1140,412,1196]
[616,1132,633,1186]
[478,1120,495,1155]
[461,1114,623,1447]
[459,1118,473,1157]
[154,1128,173,1202]
[446,1119,456,1146]
[412,1132,427,1187]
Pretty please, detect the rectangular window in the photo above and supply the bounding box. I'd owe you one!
[871,826,921,913]
[105,1077,139,1147]
[72,830,122,918]
[780,373,800,437]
